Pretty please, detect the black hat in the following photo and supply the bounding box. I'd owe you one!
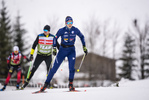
[43,25,50,31]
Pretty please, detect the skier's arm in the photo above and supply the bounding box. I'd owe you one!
[30,36,39,55]
[53,29,61,47]
[76,28,86,46]
[21,53,30,62]
[56,39,60,50]
[77,28,88,55]
[53,29,61,56]
[7,54,11,69]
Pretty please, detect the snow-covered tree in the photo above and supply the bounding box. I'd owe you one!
[132,19,149,79]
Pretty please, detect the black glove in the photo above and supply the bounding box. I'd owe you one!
[83,46,88,55]
[53,47,57,56]
[29,55,33,61]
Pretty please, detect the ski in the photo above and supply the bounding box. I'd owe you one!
[12,89,23,91]
[66,90,80,92]
[32,90,47,94]
[65,90,86,92]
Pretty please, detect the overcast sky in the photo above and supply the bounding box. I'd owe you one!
[1,0,149,34]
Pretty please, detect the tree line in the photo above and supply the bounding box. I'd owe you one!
[0,0,29,78]
[119,19,149,80]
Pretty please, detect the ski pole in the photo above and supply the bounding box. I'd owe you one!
[27,61,32,79]
[77,54,86,72]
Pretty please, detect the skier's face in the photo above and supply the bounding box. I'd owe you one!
[66,20,73,28]
[44,30,50,36]
[14,50,18,54]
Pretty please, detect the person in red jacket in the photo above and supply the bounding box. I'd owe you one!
[0,46,29,91]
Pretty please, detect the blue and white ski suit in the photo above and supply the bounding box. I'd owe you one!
[45,26,86,83]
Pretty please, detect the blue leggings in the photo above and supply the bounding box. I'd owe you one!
[45,46,76,84]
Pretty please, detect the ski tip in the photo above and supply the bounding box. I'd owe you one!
[32,91,47,94]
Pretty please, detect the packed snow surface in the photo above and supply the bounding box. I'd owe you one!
[0,79,149,100]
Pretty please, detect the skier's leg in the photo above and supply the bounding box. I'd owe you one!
[68,47,76,91]
[5,68,13,84]
[41,57,64,91]
[68,47,76,82]
[45,53,65,84]
[0,66,14,91]
[44,55,52,88]
[22,55,43,89]
[41,48,66,91]
[16,66,21,89]
[27,54,43,81]
[44,55,52,74]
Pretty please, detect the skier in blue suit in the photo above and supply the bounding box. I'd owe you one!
[40,16,88,91]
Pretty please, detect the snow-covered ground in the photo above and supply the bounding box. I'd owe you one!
[0,79,149,100]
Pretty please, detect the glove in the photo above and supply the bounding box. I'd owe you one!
[9,66,13,73]
[53,47,57,56]
[83,46,88,55]
[29,55,33,61]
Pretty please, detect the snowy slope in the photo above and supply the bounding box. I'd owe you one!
[0,79,149,100]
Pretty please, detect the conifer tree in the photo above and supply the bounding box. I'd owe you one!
[13,13,27,53]
[143,30,149,78]
[132,19,149,79]
[0,0,12,77]
[119,34,136,80]
[13,13,29,75]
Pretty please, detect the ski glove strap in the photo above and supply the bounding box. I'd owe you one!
[83,46,88,55]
